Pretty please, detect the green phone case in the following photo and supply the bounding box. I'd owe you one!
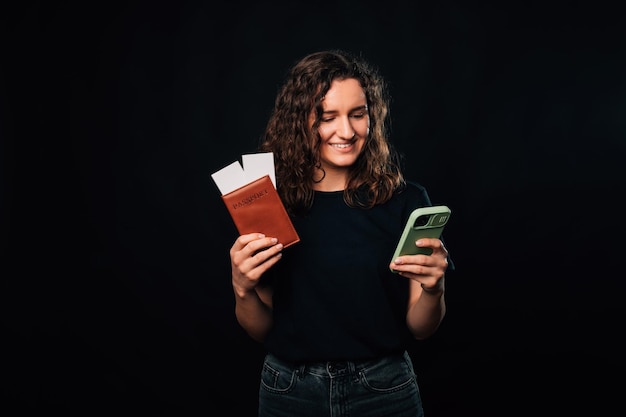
[391,205,451,269]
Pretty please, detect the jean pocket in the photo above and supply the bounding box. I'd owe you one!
[359,354,416,394]
[260,355,299,394]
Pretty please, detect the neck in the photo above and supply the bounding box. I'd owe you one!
[312,168,348,192]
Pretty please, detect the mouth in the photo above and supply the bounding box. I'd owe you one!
[329,142,353,149]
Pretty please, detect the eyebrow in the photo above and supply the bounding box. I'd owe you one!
[321,105,368,115]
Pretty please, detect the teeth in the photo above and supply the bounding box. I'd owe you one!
[332,143,351,149]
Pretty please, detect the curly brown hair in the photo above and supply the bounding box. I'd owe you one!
[259,50,405,215]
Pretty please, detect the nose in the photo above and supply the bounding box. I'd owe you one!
[339,117,355,140]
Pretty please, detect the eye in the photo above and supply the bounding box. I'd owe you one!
[321,117,335,123]
[350,112,366,119]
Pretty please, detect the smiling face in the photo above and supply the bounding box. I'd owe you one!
[310,78,370,190]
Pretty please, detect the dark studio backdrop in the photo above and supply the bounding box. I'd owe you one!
[3,1,625,416]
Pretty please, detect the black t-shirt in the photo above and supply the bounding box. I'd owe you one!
[263,181,445,362]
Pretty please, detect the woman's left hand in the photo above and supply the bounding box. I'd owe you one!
[389,238,449,291]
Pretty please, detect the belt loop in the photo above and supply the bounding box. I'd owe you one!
[347,360,356,375]
[298,363,306,379]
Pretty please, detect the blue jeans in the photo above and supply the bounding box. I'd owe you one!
[258,351,424,417]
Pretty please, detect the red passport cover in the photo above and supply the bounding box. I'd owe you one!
[220,175,300,248]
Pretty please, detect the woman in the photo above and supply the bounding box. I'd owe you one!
[229,50,452,416]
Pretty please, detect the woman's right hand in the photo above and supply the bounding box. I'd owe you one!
[230,233,283,297]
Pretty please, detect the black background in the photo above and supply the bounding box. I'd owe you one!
[3,1,625,416]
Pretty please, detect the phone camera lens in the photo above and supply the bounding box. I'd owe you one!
[413,215,429,227]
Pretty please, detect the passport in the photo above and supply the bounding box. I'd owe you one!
[220,174,300,248]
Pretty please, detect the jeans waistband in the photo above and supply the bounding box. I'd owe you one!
[268,351,407,377]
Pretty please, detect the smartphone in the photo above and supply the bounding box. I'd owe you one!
[390,205,451,271]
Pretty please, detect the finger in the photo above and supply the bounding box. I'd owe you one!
[240,243,284,280]
[245,237,281,257]
[391,254,447,276]
[230,234,272,259]
[233,236,281,265]
[251,242,283,263]
[415,237,441,249]
[233,233,266,249]
[416,238,448,258]
[394,253,435,268]
[249,249,283,278]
